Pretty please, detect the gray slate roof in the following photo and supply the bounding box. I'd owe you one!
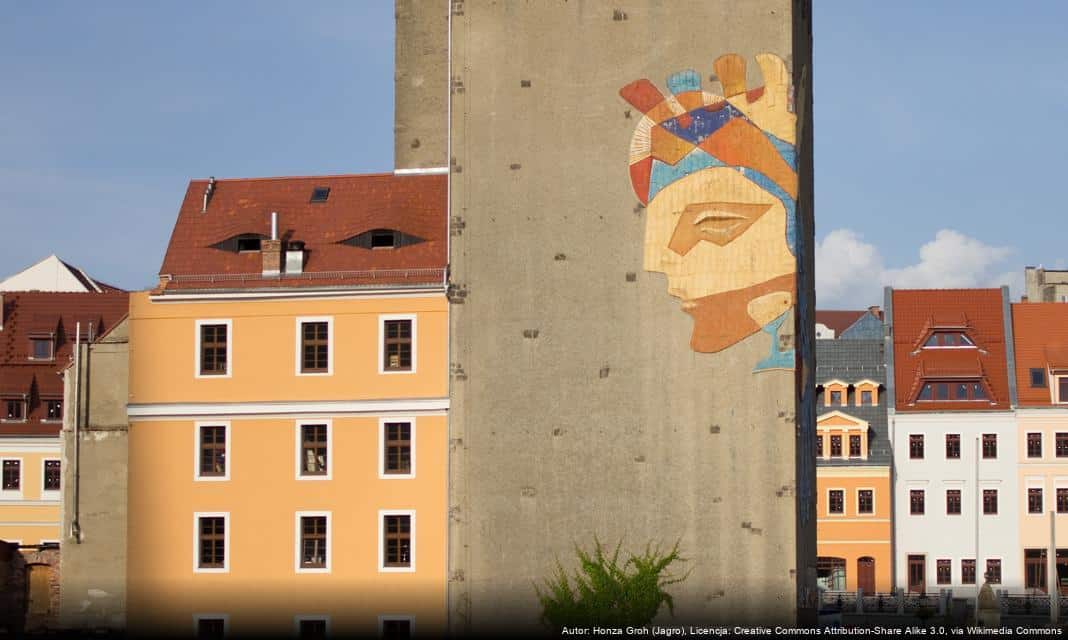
[816,339,890,467]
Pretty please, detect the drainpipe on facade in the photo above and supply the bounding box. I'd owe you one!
[71,323,82,543]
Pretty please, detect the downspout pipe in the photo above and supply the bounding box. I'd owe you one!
[71,323,82,543]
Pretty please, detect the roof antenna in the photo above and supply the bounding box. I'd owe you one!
[202,176,216,213]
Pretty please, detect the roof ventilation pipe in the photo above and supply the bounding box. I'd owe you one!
[261,211,282,277]
[285,241,305,275]
[201,176,216,213]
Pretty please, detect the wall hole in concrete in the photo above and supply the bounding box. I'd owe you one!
[599,366,610,378]
[633,455,645,463]
[410,138,421,149]
[520,80,531,87]
[509,163,522,170]
[521,486,537,497]
[552,428,564,436]
[612,9,628,21]
[554,253,567,261]
[633,203,645,215]
[522,329,539,339]
[624,109,631,119]
[625,272,636,282]
[709,425,721,434]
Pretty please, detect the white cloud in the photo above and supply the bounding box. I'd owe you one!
[816,228,1020,308]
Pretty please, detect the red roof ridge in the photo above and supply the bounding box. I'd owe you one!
[189,171,407,184]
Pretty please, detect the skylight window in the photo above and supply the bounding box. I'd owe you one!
[310,187,331,203]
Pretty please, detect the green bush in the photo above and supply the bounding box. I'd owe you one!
[535,539,690,632]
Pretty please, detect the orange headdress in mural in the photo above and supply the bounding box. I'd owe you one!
[620,54,798,371]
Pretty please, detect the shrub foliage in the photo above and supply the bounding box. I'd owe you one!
[536,539,689,631]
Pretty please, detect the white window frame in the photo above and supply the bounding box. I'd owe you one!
[295,511,332,574]
[27,335,55,362]
[40,458,61,500]
[825,487,846,517]
[944,433,962,461]
[194,319,233,379]
[1027,478,1046,517]
[379,417,416,480]
[378,509,416,573]
[294,615,331,638]
[856,487,876,516]
[377,615,415,638]
[1026,431,1044,460]
[192,614,230,637]
[295,420,332,481]
[984,557,1004,584]
[295,316,334,377]
[1,457,23,499]
[1055,374,1068,404]
[194,421,232,482]
[378,314,417,375]
[193,512,230,574]
[1,398,27,423]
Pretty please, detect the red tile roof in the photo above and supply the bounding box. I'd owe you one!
[1012,303,1068,406]
[816,308,883,337]
[0,291,129,436]
[890,289,1011,411]
[157,173,447,292]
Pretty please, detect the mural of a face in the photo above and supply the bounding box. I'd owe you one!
[620,54,797,371]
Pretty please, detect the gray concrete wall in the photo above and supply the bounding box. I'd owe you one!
[58,318,128,632]
[443,1,815,632]
[394,0,450,170]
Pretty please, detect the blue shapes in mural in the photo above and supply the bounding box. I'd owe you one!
[754,310,795,372]
[660,103,745,146]
[764,132,797,171]
[666,69,701,95]
[735,167,797,257]
[647,148,726,202]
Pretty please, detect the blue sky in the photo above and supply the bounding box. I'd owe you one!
[1,2,1064,306]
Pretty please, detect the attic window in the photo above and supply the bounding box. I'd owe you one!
[29,336,54,360]
[923,331,975,348]
[917,380,990,402]
[310,187,331,203]
[340,229,425,250]
[371,230,396,249]
[1031,368,1047,388]
[236,237,261,252]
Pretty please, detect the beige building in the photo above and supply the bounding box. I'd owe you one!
[1025,267,1068,303]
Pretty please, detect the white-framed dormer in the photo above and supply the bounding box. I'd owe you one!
[194,319,233,379]
[379,417,416,480]
[295,510,332,574]
[1051,368,1068,405]
[295,316,334,377]
[294,615,331,638]
[192,511,230,574]
[40,458,61,501]
[822,379,849,407]
[378,509,416,573]
[853,379,880,406]
[378,314,417,375]
[1,457,23,499]
[295,419,332,481]
[194,421,231,482]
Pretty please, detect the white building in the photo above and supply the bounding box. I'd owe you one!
[886,287,1020,596]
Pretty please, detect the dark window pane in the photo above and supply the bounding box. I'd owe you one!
[858,490,873,514]
[946,434,961,459]
[44,460,61,491]
[2,460,20,491]
[1032,369,1047,388]
[961,560,976,584]
[1029,488,1044,514]
[946,490,961,515]
[910,490,925,515]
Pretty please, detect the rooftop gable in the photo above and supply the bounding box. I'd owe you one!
[0,255,122,293]
[157,173,447,292]
[1012,303,1068,406]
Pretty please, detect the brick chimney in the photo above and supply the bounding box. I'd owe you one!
[262,211,282,277]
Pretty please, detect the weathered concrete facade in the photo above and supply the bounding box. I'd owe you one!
[394,0,449,170]
[58,318,129,632]
[428,1,816,631]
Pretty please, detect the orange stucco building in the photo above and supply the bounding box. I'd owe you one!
[125,173,448,636]
[814,324,893,594]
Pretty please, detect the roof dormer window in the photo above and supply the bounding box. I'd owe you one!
[923,331,975,348]
[236,237,261,252]
[371,230,397,249]
[917,380,990,403]
[29,336,54,361]
[310,187,330,203]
